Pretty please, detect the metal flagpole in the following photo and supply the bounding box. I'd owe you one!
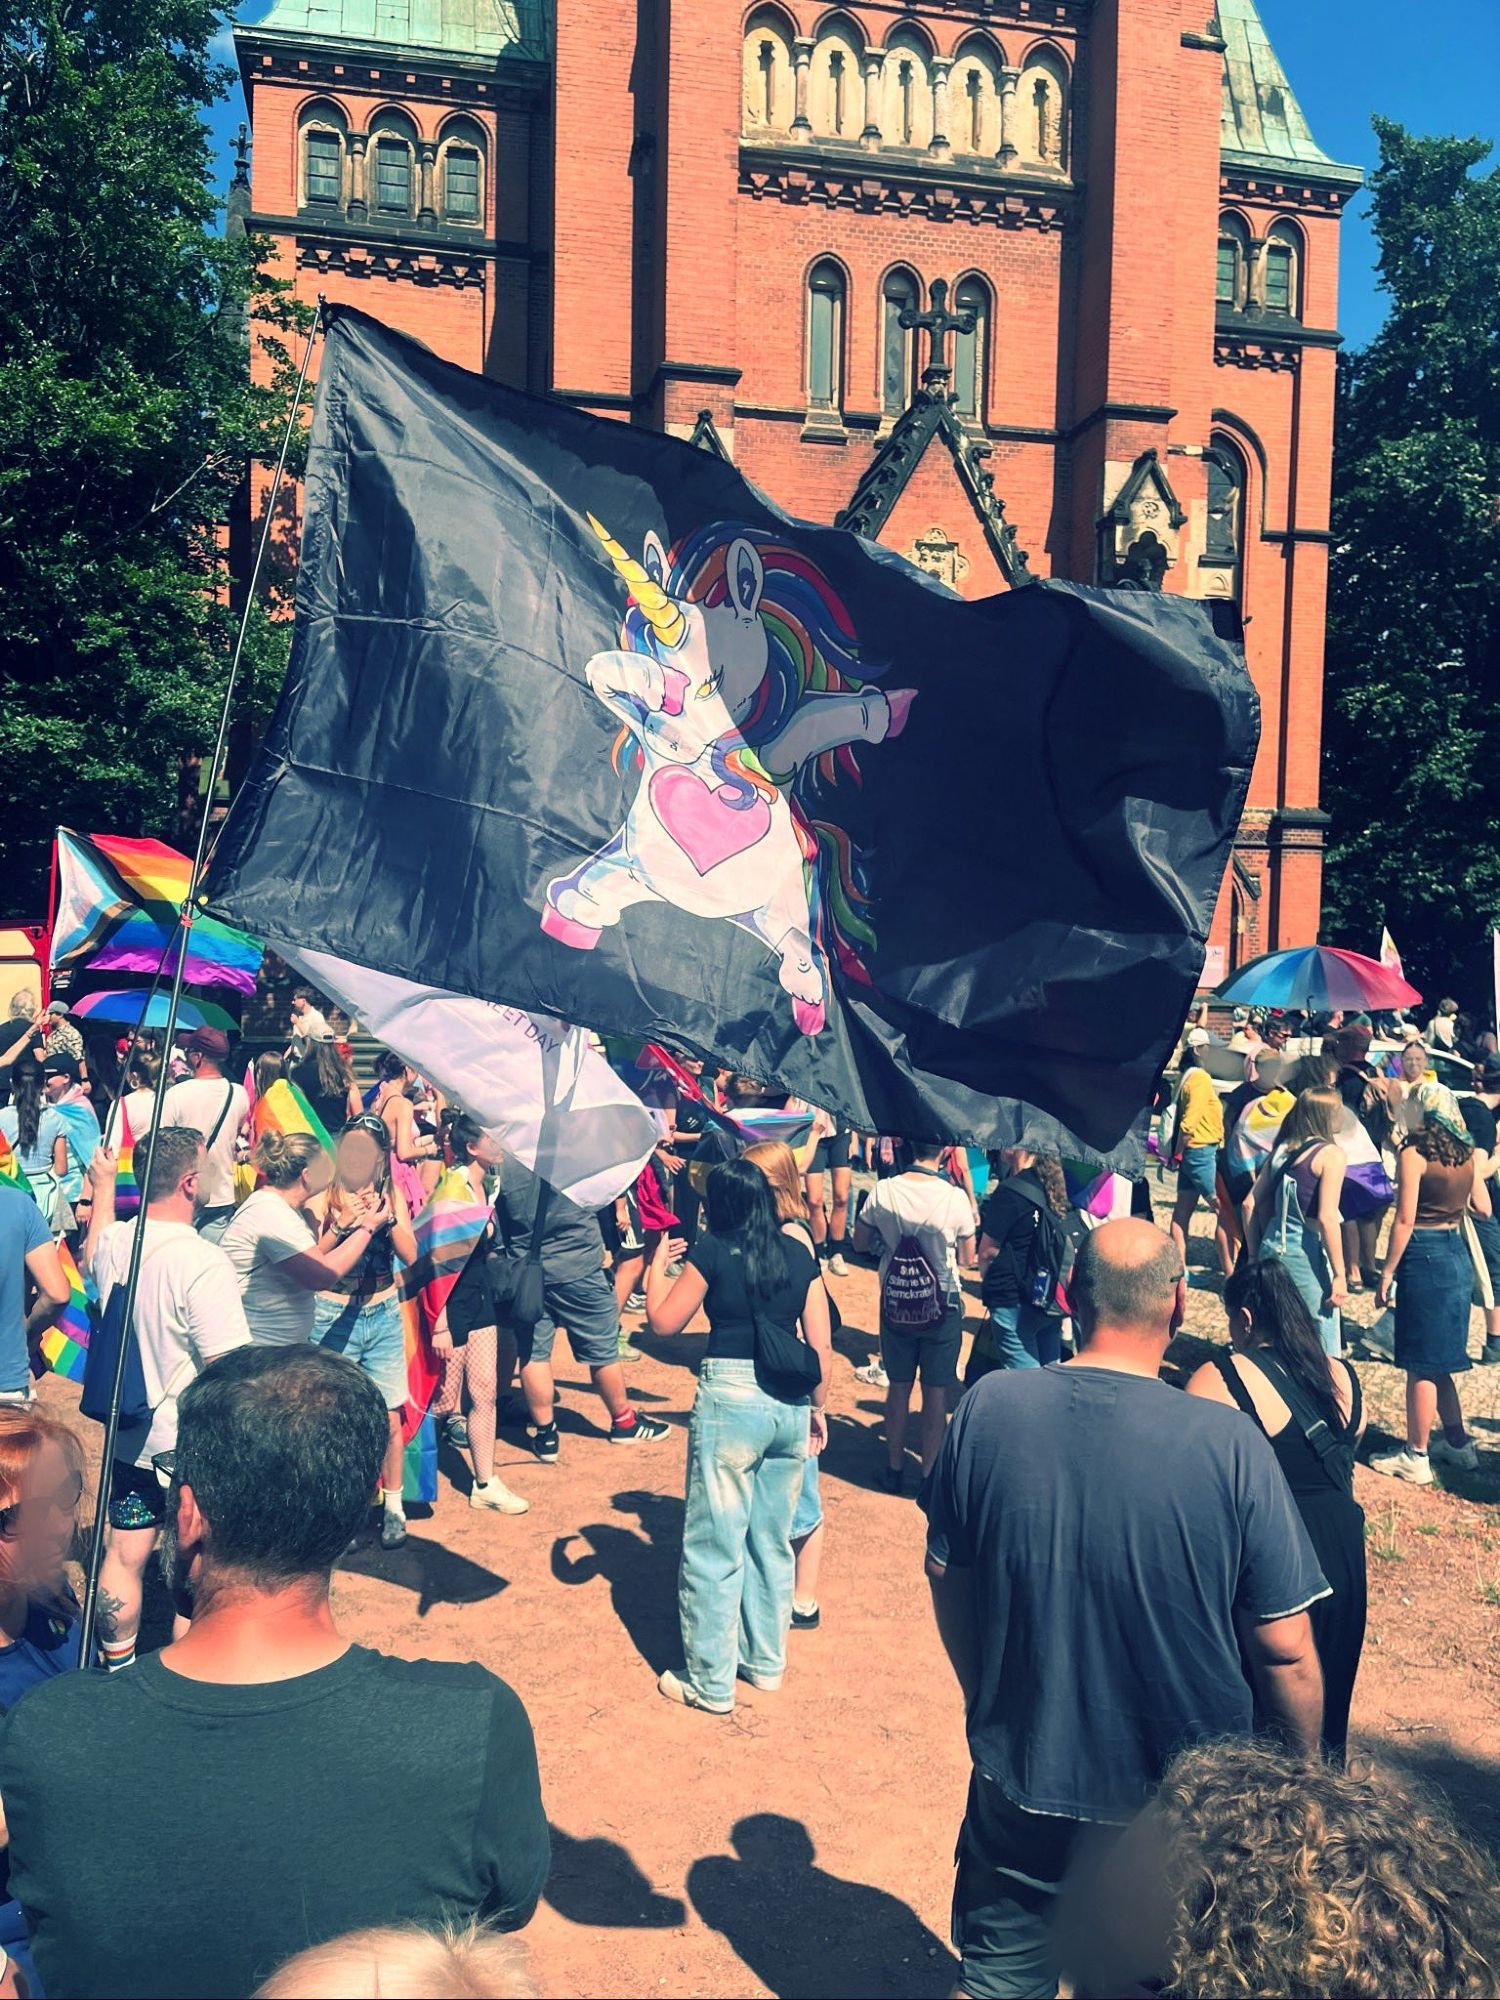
[78,303,325,1666]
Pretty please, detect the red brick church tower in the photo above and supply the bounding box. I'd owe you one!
[236,0,1360,973]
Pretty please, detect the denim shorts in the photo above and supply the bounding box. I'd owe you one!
[313,1291,408,1410]
[790,1451,822,1539]
[882,1302,963,1388]
[1177,1142,1219,1200]
[515,1266,620,1369]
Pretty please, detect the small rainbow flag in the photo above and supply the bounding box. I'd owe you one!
[40,1242,94,1384]
[112,1097,140,1216]
[0,1129,30,1199]
[251,1078,333,1155]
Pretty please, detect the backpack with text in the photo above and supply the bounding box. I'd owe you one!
[880,1231,946,1332]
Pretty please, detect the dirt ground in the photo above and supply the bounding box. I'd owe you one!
[49,1188,1500,2000]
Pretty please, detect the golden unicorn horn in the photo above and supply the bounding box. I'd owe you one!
[586,513,686,647]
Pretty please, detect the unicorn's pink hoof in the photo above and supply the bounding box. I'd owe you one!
[541,901,604,950]
[884,688,918,739]
[792,997,826,1036]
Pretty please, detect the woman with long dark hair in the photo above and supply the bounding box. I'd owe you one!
[644,1158,830,1714]
[287,1035,362,1142]
[1187,1259,1366,1760]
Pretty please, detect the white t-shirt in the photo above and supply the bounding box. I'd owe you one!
[159,1077,250,1209]
[860,1169,976,1296]
[220,1188,318,1347]
[85,1218,252,1464]
[106,1089,158,1151]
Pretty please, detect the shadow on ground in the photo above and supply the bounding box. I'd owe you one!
[688,1813,956,1999]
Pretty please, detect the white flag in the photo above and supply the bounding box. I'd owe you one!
[1379,925,1404,979]
[283,948,655,1209]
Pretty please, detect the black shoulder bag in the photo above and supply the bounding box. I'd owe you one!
[749,1239,822,1403]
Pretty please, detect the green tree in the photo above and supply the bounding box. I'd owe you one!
[0,1,307,919]
[1324,118,1500,1003]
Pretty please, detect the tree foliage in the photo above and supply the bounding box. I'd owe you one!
[1324,117,1500,1000]
[0,1,307,918]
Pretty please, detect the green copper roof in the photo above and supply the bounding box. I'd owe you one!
[245,0,549,62]
[1218,0,1361,186]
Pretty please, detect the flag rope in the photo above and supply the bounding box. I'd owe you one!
[77,304,326,1668]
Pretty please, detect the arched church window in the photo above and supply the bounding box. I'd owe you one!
[1217,213,1250,310]
[881,267,918,414]
[953,275,990,421]
[883,31,933,150]
[806,259,845,412]
[1017,48,1067,169]
[444,147,480,221]
[1205,434,1248,602]
[374,136,413,215]
[742,8,794,133]
[1263,222,1301,315]
[304,128,341,206]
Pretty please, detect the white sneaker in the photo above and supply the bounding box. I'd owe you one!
[1429,1435,1480,1472]
[828,1252,848,1277]
[1368,1447,1434,1486]
[470,1477,530,1515]
[853,1361,889,1389]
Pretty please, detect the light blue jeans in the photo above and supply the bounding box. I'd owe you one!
[967,1303,1061,1386]
[679,1359,808,1709]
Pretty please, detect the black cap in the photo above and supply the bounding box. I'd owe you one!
[40,1051,81,1082]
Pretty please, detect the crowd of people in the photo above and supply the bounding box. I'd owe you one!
[0,979,1496,1995]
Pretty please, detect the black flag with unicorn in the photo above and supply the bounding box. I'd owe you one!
[205,306,1258,1164]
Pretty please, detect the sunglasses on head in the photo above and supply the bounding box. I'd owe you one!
[0,1469,84,1539]
[341,1113,389,1143]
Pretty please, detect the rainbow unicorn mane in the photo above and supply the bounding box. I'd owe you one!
[610,521,882,988]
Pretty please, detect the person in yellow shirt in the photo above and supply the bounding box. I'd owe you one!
[1170,1035,1233,1278]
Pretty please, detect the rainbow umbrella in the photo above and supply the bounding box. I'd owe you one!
[1215,946,1421,1013]
[69,989,237,1033]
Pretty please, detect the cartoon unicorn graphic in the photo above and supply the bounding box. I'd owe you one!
[540,517,915,1035]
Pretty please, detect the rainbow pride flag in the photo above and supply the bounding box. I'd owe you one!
[89,906,263,994]
[250,1078,333,1155]
[112,1097,140,1216]
[0,1130,30,1199]
[40,1242,94,1384]
[397,1167,490,1444]
[50,829,263,993]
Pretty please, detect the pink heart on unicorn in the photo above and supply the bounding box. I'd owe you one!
[649,768,771,876]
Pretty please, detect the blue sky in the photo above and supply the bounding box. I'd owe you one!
[206,0,1499,354]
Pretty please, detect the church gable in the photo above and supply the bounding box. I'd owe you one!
[1096,448,1187,590]
[834,279,1029,594]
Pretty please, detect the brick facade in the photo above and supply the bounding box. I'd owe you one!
[237,0,1358,981]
